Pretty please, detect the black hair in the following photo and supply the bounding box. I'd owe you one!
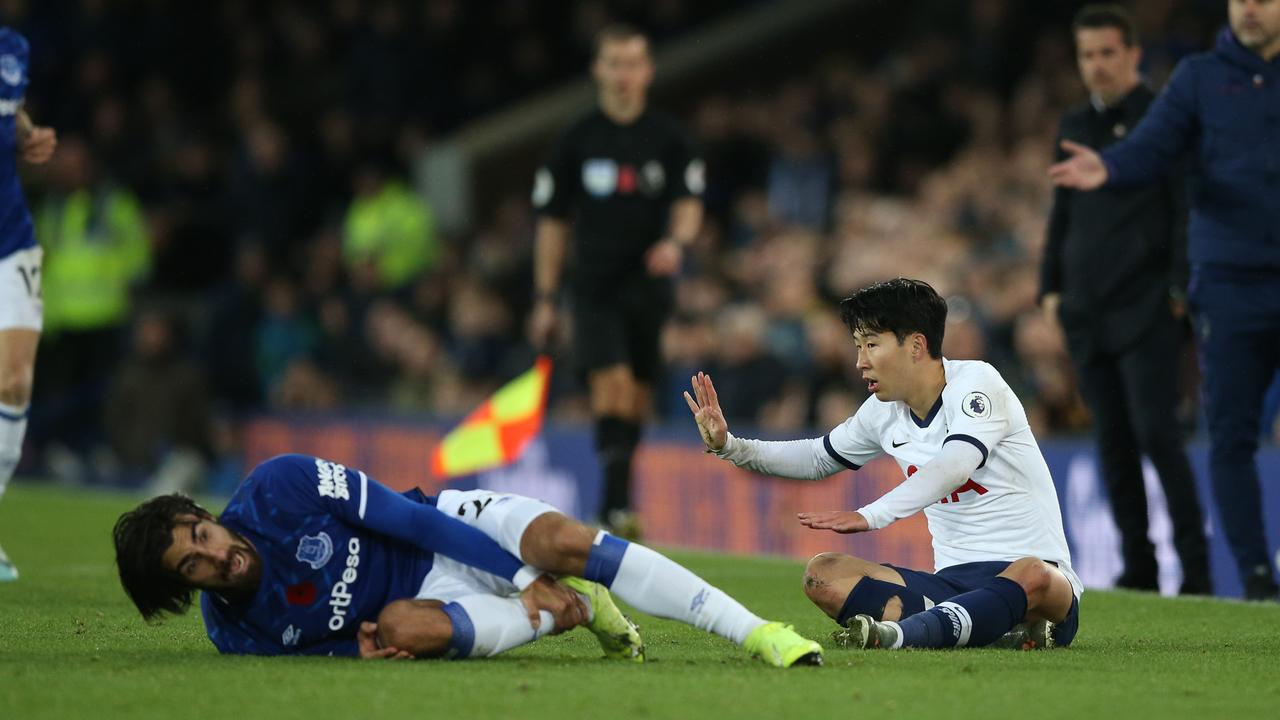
[594,23,649,59]
[838,278,947,359]
[113,494,215,621]
[1073,4,1138,47]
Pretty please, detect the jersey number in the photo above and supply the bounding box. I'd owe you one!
[16,263,40,299]
[458,497,494,519]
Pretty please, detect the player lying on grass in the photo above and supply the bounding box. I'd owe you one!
[113,454,822,666]
[686,278,1082,650]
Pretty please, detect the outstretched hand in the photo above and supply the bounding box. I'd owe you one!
[357,622,414,660]
[796,510,870,534]
[683,371,728,452]
[1047,140,1108,190]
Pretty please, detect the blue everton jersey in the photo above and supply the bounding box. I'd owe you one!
[0,28,33,260]
[200,454,528,656]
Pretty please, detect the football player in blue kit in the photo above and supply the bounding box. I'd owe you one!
[687,279,1082,650]
[0,26,57,582]
[114,453,823,666]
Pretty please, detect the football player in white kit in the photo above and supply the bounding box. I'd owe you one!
[685,278,1081,649]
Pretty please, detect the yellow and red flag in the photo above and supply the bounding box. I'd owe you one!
[430,355,553,479]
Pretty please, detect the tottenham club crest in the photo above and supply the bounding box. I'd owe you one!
[0,55,21,86]
[296,532,334,570]
[962,391,992,419]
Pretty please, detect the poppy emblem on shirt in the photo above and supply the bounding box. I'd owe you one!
[285,582,317,606]
[962,391,992,419]
[0,55,21,86]
[296,532,334,569]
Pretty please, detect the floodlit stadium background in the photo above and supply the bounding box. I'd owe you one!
[10,0,1278,596]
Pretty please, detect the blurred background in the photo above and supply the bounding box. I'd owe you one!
[6,0,1273,593]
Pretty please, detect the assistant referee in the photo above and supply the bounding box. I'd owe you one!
[530,24,704,538]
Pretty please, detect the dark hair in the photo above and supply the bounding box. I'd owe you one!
[1072,4,1138,47]
[838,278,947,359]
[594,23,649,59]
[113,494,215,621]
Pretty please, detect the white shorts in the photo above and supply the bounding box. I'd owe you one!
[0,246,43,331]
[415,489,560,602]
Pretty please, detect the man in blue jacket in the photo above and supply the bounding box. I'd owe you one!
[1050,0,1280,600]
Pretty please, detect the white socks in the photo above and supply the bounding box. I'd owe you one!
[450,595,557,658]
[604,536,766,645]
[0,401,27,500]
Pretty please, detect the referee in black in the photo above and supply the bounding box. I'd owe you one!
[530,24,704,539]
[1040,5,1209,595]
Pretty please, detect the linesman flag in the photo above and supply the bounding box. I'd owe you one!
[430,355,553,478]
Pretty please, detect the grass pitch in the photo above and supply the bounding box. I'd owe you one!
[1,483,1278,720]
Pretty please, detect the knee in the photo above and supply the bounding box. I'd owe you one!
[1003,557,1052,598]
[376,599,452,658]
[520,513,594,574]
[802,553,848,608]
[0,367,32,408]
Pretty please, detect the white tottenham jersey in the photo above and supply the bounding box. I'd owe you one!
[825,359,1082,596]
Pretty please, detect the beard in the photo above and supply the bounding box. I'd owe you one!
[213,529,264,604]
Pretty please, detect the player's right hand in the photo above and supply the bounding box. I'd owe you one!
[1047,140,1108,190]
[684,371,728,452]
[528,299,560,351]
[520,574,588,633]
[358,621,414,660]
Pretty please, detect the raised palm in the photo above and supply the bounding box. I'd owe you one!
[683,371,728,451]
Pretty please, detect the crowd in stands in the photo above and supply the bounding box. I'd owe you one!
[6,0,1231,485]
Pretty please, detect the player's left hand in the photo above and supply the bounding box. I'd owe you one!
[357,621,414,660]
[520,574,588,633]
[21,126,57,165]
[796,510,870,534]
[645,238,683,276]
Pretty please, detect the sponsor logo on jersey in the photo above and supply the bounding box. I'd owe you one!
[961,391,992,419]
[582,158,618,197]
[282,624,301,646]
[640,160,665,196]
[0,98,18,116]
[296,532,334,569]
[327,537,362,631]
[0,54,21,86]
[315,458,349,500]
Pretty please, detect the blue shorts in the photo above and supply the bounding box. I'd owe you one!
[886,560,1081,647]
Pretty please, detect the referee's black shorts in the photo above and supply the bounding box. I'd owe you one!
[569,274,673,383]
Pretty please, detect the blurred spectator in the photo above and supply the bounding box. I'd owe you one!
[33,137,149,463]
[102,310,213,494]
[342,162,439,292]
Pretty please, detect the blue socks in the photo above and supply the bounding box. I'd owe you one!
[583,532,630,587]
[896,576,1028,648]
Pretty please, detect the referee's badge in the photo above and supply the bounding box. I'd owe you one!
[961,391,992,419]
[582,158,618,198]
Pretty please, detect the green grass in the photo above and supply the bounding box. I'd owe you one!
[2,483,1279,719]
